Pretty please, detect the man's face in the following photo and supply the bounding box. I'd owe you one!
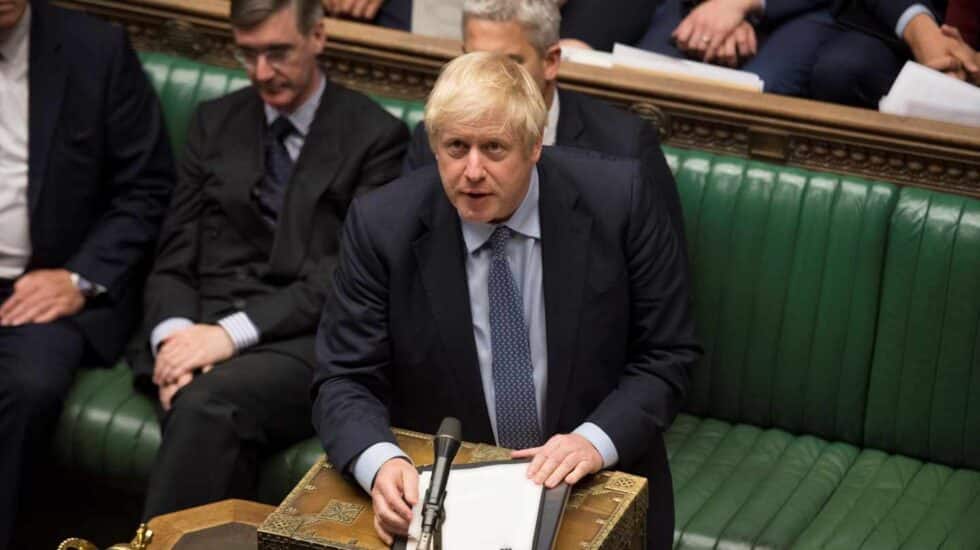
[435,119,542,224]
[232,3,325,113]
[0,0,27,31]
[463,18,560,99]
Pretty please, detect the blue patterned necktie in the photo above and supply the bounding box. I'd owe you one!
[487,226,543,449]
[256,116,295,225]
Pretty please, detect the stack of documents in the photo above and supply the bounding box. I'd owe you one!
[562,43,764,91]
[879,61,980,127]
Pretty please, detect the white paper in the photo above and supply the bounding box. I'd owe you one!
[879,61,980,128]
[405,462,543,550]
[562,48,615,68]
[611,43,764,91]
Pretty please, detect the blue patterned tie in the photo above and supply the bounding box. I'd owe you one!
[256,116,295,225]
[487,226,542,449]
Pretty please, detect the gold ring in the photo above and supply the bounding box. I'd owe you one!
[702,35,712,43]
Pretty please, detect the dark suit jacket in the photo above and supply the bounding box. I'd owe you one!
[560,0,657,50]
[26,0,174,362]
[832,0,944,50]
[131,80,407,382]
[313,147,700,512]
[404,88,686,242]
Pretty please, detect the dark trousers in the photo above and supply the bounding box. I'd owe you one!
[810,28,907,108]
[142,350,314,519]
[0,286,86,549]
[636,0,837,97]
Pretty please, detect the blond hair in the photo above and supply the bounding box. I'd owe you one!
[424,52,547,155]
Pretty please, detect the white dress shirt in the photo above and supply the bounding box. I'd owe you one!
[0,6,32,279]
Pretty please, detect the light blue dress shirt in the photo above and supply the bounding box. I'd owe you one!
[150,72,327,354]
[352,168,619,493]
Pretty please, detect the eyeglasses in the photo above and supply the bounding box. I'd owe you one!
[232,45,298,71]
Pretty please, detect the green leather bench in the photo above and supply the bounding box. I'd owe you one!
[54,53,980,548]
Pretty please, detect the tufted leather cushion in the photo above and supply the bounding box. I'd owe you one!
[863,188,980,470]
[667,414,980,549]
[664,148,896,446]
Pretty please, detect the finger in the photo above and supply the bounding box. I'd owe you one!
[30,303,63,325]
[722,38,738,67]
[926,55,959,73]
[201,364,214,374]
[402,467,419,506]
[747,27,757,55]
[378,476,414,522]
[371,490,405,532]
[673,20,693,47]
[510,446,542,459]
[544,457,577,488]
[532,455,562,485]
[941,24,964,42]
[374,515,394,546]
[525,448,550,478]
[704,40,721,63]
[364,0,382,19]
[5,299,47,326]
[564,460,594,485]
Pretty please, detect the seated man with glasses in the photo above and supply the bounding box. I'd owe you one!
[131,0,409,518]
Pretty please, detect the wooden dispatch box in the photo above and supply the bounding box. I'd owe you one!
[258,429,648,549]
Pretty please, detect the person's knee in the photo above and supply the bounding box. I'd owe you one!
[811,44,881,105]
[0,367,66,419]
[163,378,255,440]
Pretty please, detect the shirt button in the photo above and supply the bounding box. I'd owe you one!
[232,299,247,309]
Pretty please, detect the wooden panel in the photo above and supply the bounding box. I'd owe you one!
[55,0,980,198]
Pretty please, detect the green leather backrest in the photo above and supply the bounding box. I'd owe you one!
[663,147,897,445]
[864,187,980,469]
[139,53,427,156]
[139,52,251,156]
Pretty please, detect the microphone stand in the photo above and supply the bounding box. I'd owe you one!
[417,417,461,550]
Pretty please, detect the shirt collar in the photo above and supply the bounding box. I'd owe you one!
[543,89,560,147]
[263,70,326,136]
[461,166,541,255]
[0,5,30,65]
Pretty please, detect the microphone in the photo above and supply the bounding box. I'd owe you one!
[419,417,462,546]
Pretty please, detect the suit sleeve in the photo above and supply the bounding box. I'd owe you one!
[585,164,701,466]
[560,0,656,50]
[64,30,174,301]
[635,121,687,249]
[312,196,400,474]
[861,0,937,30]
[242,118,408,342]
[142,107,209,328]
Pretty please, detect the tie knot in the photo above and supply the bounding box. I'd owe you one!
[269,116,295,142]
[488,226,513,257]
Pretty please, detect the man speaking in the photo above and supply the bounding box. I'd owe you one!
[313,52,700,549]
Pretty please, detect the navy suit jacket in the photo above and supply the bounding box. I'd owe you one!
[25,0,174,362]
[832,0,944,49]
[313,147,700,511]
[404,89,686,243]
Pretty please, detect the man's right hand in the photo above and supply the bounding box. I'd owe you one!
[371,457,419,545]
[904,13,978,81]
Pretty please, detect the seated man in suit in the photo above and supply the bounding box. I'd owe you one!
[402,0,685,240]
[314,52,701,549]
[636,0,837,97]
[811,0,978,106]
[134,0,408,518]
[0,0,174,546]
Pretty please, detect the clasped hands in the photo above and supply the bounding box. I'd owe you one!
[153,324,235,410]
[673,0,759,68]
[369,432,603,545]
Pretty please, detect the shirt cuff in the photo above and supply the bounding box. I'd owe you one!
[150,317,194,356]
[217,312,261,351]
[896,4,934,39]
[574,422,620,469]
[352,442,411,494]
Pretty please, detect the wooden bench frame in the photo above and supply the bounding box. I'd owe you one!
[57,0,980,199]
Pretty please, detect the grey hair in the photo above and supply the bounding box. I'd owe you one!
[230,0,324,35]
[462,0,561,55]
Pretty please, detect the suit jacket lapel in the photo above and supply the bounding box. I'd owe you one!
[210,91,274,253]
[538,155,592,436]
[27,2,68,214]
[268,80,343,274]
[554,88,586,149]
[412,192,495,443]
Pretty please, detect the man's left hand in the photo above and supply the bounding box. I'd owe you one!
[0,269,85,326]
[673,0,757,59]
[511,433,604,488]
[154,324,234,385]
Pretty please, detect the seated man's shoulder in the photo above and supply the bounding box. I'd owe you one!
[354,164,442,226]
[44,3,126,59]
[562,89,659,154]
